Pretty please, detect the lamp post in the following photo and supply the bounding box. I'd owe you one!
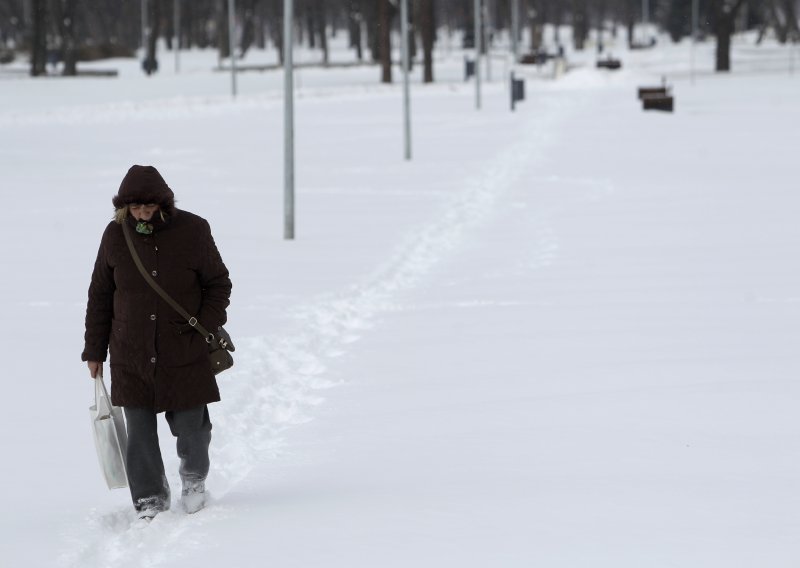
[284,0,295,240]
[227,0,237,97]
[400,0,412,161]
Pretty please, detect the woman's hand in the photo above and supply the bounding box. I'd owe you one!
[88,361,103,379]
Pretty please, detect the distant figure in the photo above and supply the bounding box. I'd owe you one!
[82,165,232,520]
[142,56,159,75]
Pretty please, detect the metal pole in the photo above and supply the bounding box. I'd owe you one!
[484,0,491,81]
[284,0,295,240]
[174,0,180,73]
[474,0,482,110]
[400,0,412,161]
[511,0,519,61]
[227,0,237,97]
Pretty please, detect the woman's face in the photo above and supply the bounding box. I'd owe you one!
[130,203,159,221]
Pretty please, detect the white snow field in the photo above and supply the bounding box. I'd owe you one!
[1,34,799,567]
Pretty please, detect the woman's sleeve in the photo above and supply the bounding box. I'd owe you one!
[197,219,232,332]
[81,225,116,362]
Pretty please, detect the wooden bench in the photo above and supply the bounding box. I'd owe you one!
[597,58,622,70]
[642,94,674,112]
[637,86,668,99]
[76,69,119,77]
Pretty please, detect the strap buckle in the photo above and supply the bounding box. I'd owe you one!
[188,317,198,327]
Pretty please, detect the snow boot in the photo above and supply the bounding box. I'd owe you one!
[180,482,206,514]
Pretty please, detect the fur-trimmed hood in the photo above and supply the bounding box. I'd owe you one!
[112,165,176,216]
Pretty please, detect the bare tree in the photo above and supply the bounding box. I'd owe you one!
[143,0,162,74]
[347,0,364,60]
[769,0,800,43]
[378,0,394,82]
[315,0,329,64]
[710,0,747,71]
[30,0,47,75]
[55,0,78,75]
[572,0,589,50]
[419,0,435,82]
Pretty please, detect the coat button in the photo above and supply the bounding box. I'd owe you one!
[150,314,156,320]
[151,270,158,277]
[150,357,157,363]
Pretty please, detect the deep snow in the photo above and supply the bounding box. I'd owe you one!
[1,33,799,567]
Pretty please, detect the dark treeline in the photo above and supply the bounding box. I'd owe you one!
[0,1,797,77]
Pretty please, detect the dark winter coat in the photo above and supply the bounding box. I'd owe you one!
[82,166,232,412]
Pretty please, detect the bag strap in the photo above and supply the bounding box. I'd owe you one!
[121,220,215,343]
[95,376,112,417]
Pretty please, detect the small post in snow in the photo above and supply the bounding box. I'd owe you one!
[400,0,412,161]
[227,0,237,97]
[284,0,295,240]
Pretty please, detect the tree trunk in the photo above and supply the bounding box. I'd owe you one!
[240,0,257,56]
[315,0,328,64]
[348,0,363,61]
[715,15,733,70]
[60,0,78,76]
[363,0,380,62]
[785,0,800,39]
[306,8,315,48]
[572,0,589,50]
[554,0,564,45]
[218,0,230,60]
[268,0,283,65]
[144,0,161,74]
[165,0,175,49]
[420,0,435,82]
[378,0,392,83]
[529,0,543,52]
[712,0,746,72]
[30,0,48,76]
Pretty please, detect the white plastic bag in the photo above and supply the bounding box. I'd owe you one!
[89,375,129,489]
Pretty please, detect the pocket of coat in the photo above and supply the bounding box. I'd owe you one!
[160,323,206,366]
[109,319,127,359]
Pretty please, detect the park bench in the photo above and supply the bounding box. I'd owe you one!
[597,58,622,70]
[641,93,674,112]
[637,86,668,99]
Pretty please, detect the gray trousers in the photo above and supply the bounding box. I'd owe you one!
[123,405,212,512]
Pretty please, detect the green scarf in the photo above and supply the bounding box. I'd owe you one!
[135,221,154,235]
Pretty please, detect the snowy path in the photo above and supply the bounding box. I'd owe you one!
[55,78,565,567]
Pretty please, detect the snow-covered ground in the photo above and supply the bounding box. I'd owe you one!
[1,35,799,567]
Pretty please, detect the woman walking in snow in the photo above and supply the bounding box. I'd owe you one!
[82,165,232,520]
